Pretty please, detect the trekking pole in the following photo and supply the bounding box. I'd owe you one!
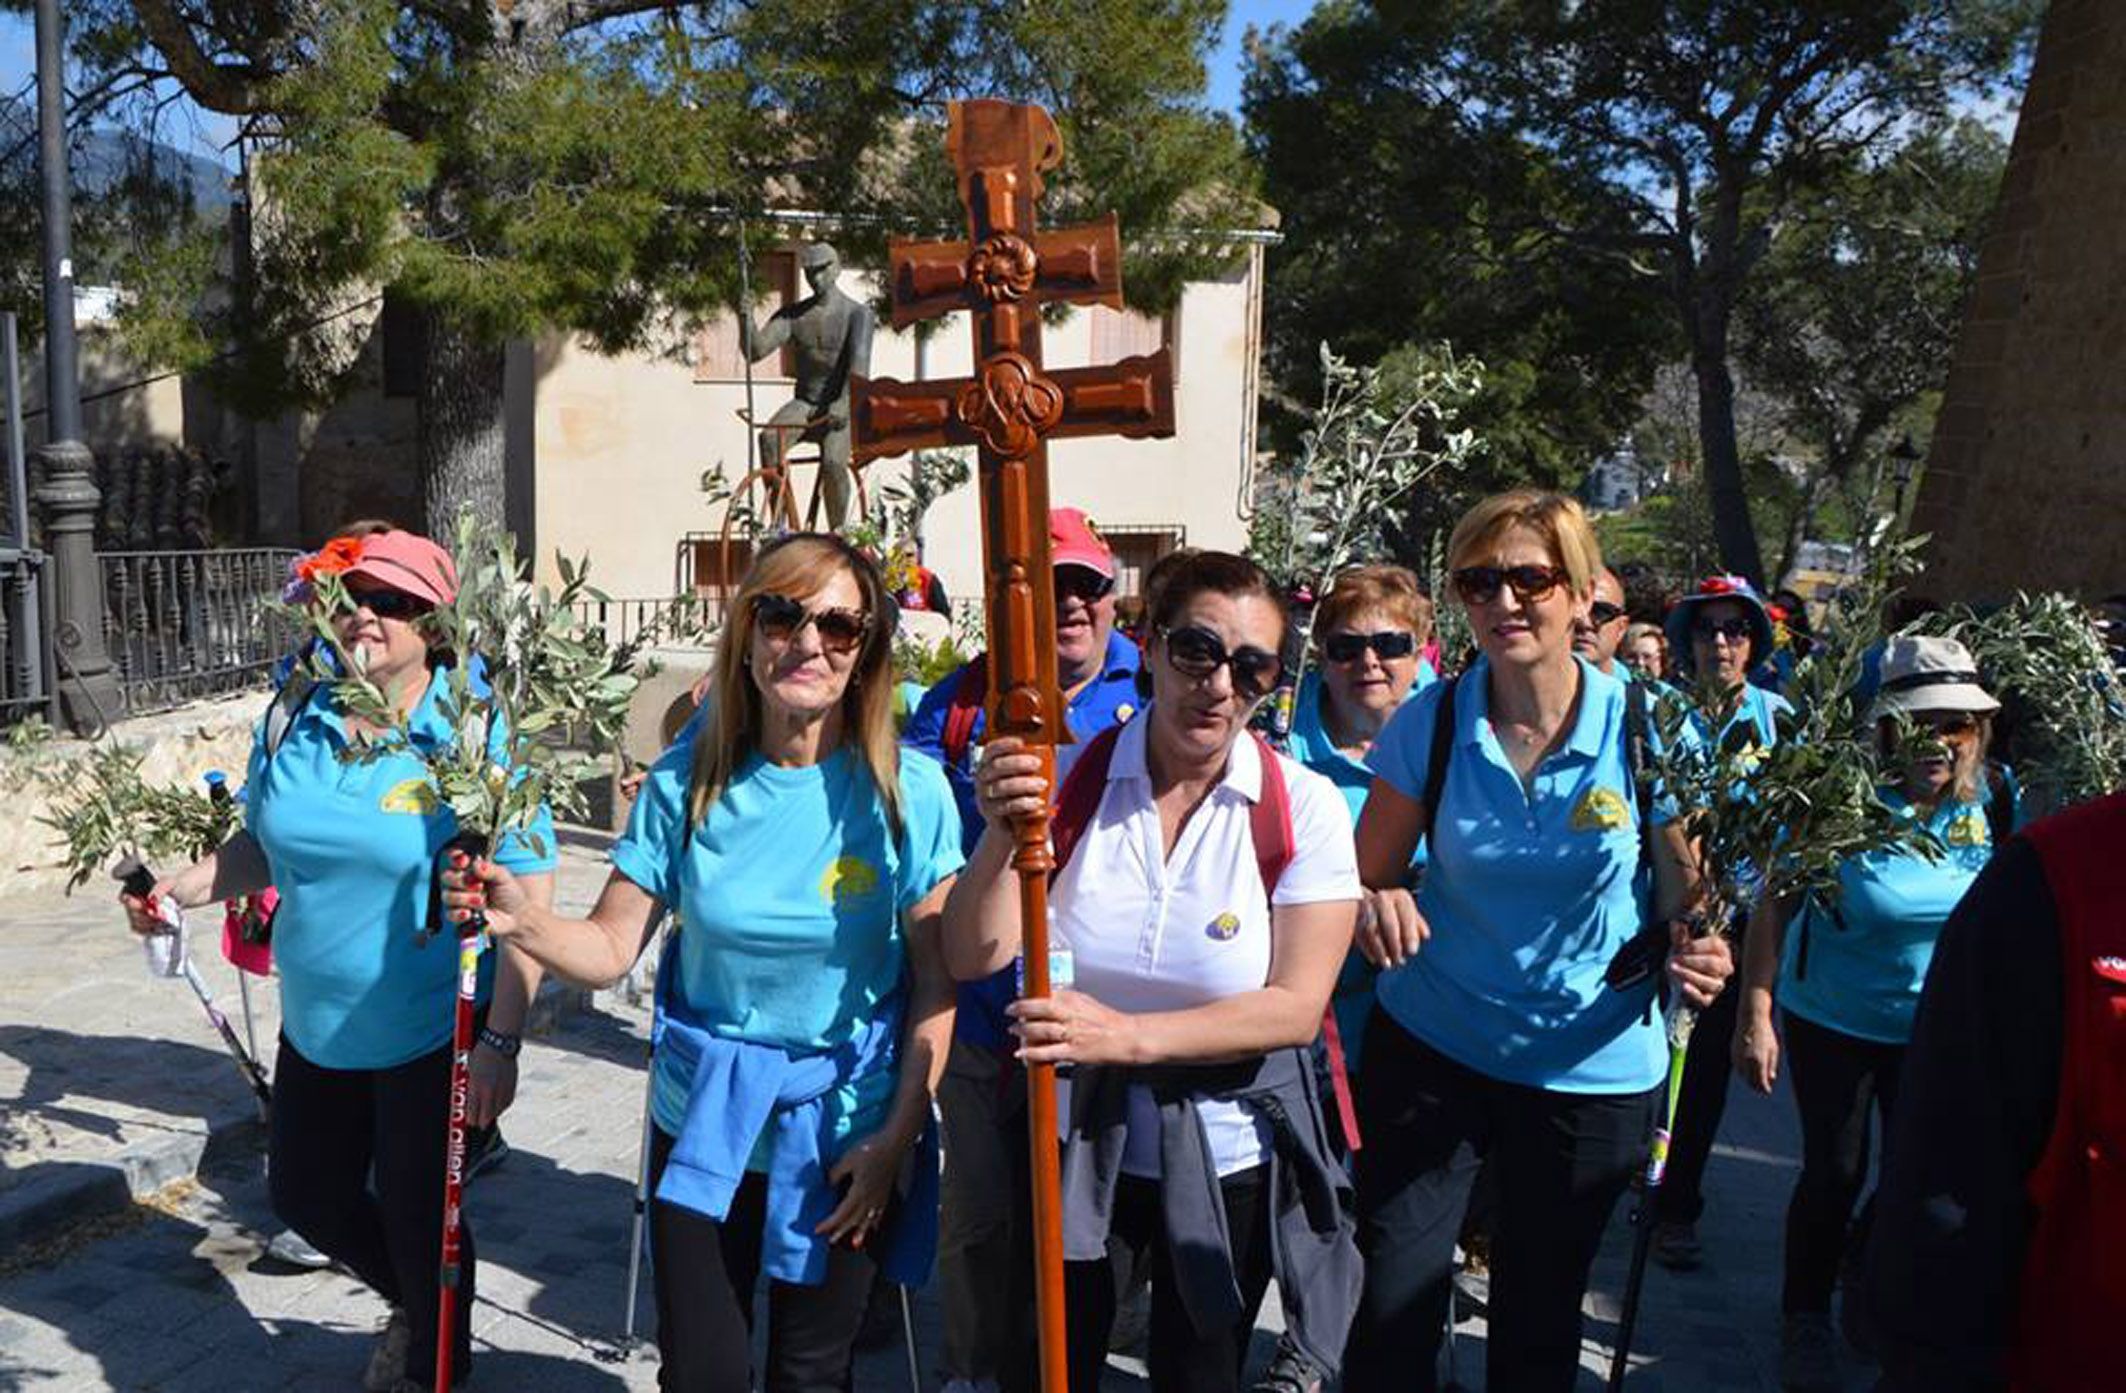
[1605,995,1700,1391]
[613,914,672,1356]
[113,857,273,1114]
[432,835,489,1393]
[898,1283,922,1392]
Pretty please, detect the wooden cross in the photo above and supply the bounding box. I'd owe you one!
[851,98,1176,1393]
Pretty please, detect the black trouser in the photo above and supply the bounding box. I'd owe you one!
[1344,1008,1657,1393]
[269,1030,473,1388]
[646,1126,880,1393]
[1047,1167,1273,1393]
[1654,932,1746,1228]
[1781,1010,1905,1315]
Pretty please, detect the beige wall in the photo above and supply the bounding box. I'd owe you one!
[532,247,1267,602]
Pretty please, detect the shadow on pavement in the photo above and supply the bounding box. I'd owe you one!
[0,1024,257,1161]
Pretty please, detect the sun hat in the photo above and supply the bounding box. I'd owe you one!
[1049,507,1115,580]
[1867,635,2000,722]
[342,530,459,607]
[1665,573,1775,678]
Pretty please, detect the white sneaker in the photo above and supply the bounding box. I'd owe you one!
[363,1307,412,1393]
[264,1228,332,1269]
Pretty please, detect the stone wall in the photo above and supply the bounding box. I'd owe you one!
[1915,0,2126,600]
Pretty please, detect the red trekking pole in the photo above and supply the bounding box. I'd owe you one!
[429,835,488,1393]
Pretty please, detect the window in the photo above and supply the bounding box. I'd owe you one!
[693,250,799,381]
[1099,524,1187,599]
[1087,304,1178,379]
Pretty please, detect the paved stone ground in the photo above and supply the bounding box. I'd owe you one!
[0,830,1885,1391]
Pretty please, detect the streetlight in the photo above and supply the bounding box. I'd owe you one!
[1887,432,1923,523]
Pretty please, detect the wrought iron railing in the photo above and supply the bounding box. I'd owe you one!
[100,549,302,717]
[0,546,53,728]
[571,594,724,656]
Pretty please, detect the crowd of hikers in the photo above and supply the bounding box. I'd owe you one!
[120,492,2123,1393]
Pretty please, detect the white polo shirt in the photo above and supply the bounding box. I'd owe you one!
[1052,710,1361,1177]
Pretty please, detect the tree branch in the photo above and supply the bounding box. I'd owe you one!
[132,0,272,115]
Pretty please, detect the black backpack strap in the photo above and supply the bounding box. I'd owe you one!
[1623,679,1657,874]
[1983,761,2015,849]
[1420,674,1459,822]
[264,668,317,760]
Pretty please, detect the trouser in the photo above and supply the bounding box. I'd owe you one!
[937,1039,1032,1384]
[1050,1167,1274,1393]
[269,1029,473,1387]
[1781,1010,1905,1315]
[1654,928,1747,1227]
[646,1127,880,1393]
[1344,1008,1657,1393]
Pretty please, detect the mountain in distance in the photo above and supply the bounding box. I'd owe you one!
[0,96,234,216]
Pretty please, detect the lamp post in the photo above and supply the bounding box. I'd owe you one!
[1887,432,1923,525]
[32,0,122,734]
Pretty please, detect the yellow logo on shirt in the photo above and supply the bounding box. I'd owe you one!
[1946,808,1990,848]
[818,856,882,906]
[379,778,439,815]
[1205,911,1242,941]
[1571,787,1631,833]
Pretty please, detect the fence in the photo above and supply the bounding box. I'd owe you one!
[0,546,52,728]
[570,594,725,655]
[100,549,301,718]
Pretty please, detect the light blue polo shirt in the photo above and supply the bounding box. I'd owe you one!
[1681,681,1791,903]
[611,743,964,1143]
[1364,656,1687,1094]
[244,669,558,1071]
[1777,790,1999,1045]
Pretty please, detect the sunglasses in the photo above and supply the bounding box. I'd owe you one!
[1693,617,1756,643]
[1588,601,1627,627]
[1323,630,1418,664]
[1451,565,1569,606]
[1916,713,1981,738]
[1055,568,1116,604]
[344,586,431,621]
[752,593,871,654]
[1157,623,1283,699]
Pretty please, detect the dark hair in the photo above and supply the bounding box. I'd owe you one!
[1147,550,1288,639]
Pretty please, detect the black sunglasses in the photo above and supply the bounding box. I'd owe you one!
[753,593,871,654]
[1157,623,1283,699]
[1916,712,1981,738]
[1323,630,1418,664]
[345,586,431,621]
[1588,601,1627,627]
[1054,568,1115,604]
[1692,616,1755,643]
[1451,564,1569,606]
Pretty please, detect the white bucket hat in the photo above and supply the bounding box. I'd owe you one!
[1868,635,2001,722]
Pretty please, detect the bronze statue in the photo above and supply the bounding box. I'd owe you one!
[737,242,875,530]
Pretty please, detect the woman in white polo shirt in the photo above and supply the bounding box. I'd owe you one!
[943,550,1363,1393]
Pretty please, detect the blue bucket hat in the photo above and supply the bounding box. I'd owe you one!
[1665,574,1775,679]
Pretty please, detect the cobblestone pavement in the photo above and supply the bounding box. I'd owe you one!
[1,832,1883,1391]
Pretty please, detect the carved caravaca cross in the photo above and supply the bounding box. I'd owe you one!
[852,97,1175,760]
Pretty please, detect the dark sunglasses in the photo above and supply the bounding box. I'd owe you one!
[1054,568,1116,604]
[1451,564,1569,606]
[1323,630,1418,664]
[752,593,871,654]
[1157,623,1283,699]
[345,586,431,621]
[1916,712,1981,738]
[1693,616,1756,643]
[1588,601,1627,627]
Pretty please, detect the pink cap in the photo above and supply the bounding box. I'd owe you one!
[1049,508,1114,579]
[343,530,458,606]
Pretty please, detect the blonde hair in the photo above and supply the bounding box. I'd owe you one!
[1446,490,1603,600]
[687,534,902,834]
[1316,564,1432,645]
[1877,713,1994,805]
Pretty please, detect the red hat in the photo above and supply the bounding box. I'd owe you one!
[1049,508,1114,579]
[343,530,459,606]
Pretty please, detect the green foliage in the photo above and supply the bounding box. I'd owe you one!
[286,512,641,846]
[1915,593,2126,816]
[39,745,242,892]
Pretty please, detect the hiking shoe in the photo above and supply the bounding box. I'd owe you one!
[1780,1312,1840,1393]
[363,1307,411,1393]
[1252,1335,1324,1393]
[464,1125,510,1183]
[263,1227,332,1269]
[1652,1220,1703,1271]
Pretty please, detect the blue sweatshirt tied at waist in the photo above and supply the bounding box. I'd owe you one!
[651,945,939,1287]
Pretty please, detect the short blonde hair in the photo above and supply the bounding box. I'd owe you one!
[1446,490,1603,600]
[1316,564,1432,644]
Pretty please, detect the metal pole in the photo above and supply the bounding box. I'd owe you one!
[4,313,46,711]
[31,0,122,733]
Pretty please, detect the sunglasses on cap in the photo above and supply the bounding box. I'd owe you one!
[1588,601,1627,627]
[1451,564,1569,606]
[1157,623,1283,699]
[752,593,871,654]
[1054,568,1115,604]
[344,585,432,621]
[1323,630,1418,664]
[1693,616,1755,643]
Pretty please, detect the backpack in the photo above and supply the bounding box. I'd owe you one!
[940,654,990,771]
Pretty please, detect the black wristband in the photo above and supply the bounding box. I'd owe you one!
[476,1026,521,1058]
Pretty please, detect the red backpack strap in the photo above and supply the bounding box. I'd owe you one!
[1248,732,1297,897]
[1049,725,1125,880]
[940,653,989,770]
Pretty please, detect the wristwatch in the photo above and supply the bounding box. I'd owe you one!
[476,1026,522,1059]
